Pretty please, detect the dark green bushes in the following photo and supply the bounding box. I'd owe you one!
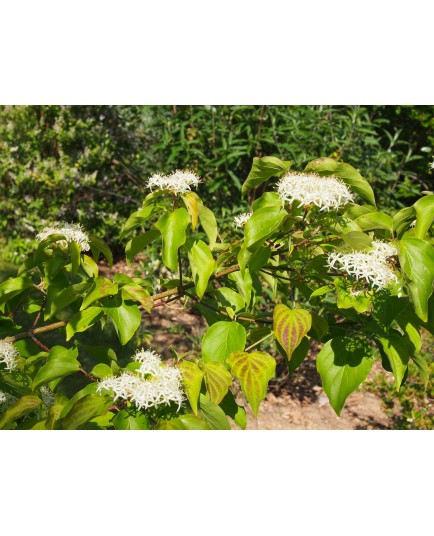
[1,105,433,262]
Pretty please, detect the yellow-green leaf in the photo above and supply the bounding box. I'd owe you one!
[121,284,154,312]
[202,361,232,404]
[188,240,215,298]
[0,395,42,429]
[32,356,81,390]
[62,394,111,430]
[155,208,190,271]
[179,360,203,415]
[182,192,200,231]
[273,304,312,359]
[227,351,276,418]
[80,277,118,310]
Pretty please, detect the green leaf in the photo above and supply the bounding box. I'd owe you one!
[188,240,215,299]
[340,231,373,250]
[0,276,33,307]
[227,351,276,418]
[155,208,190,271]
[198,394,231,430]
[32,356,80,390]
[46,281,91,319]
[62,394,111,430]
[58,383,99,419]
[181,192,200,231]
[219,390,247,429]
[91,363,113,379]
[202,361,232,404]
[80,277,118,310]
[273,304,312,359]
[228,269,253,307]
[104,296,141,345]
[66,307,104,340]
[305,157,376,207]
[121,285,153,312]
[244,206,287,250]
[316,337,373,415]
[354,212,393,233]
[309,313,329,342]
[158,418,186,430]
[252,192,282,211]
[179,360,203,415]
[113,410,149,430]
[413,194,434,239]
[212,287,245,313]
[334,279,372,313]
[393,206,416,238]
[89,235,113,267]
[125,230,160,266]
[198,204,218,249]
[0,395,42,429]
[120,205,156,239]
[179,414,211,430]
[81,254,99,278]
[69,241,81,275]
[202,321,246,365]
[398,237,434,321]
[376,334,411,391]
[242,156,289,198]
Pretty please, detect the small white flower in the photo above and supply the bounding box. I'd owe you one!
[327,240,399,290]
[147,169,201,195]
[233,212,252,228]
[430,160,434,170]
[277,172,354,211]
[0,390,18,416]
[0,340,19,371]
[36,222,90,251]
[97,348,184,411]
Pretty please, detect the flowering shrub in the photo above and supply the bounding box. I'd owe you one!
[0,155,433,429]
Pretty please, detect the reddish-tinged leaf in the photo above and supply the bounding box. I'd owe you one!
[227,351,275,418]
[273,304,312,359]
[202,361,232,404]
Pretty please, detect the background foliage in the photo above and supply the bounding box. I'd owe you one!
[1,105,433,263]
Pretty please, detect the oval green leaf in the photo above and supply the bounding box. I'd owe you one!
[201,321,246,365]
[155,207,190,271]
[316,337,373,415]
[32,357,80,390]
[62,394,112,430]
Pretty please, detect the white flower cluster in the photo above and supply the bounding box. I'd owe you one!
[0,390,17,416]
[327,240,399,290]
[97,349,184,411]
[147,169,201,195]
[277,172,354,211]
[36,222,90,251]
[233,212,252,227]
[0,340,19,371]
